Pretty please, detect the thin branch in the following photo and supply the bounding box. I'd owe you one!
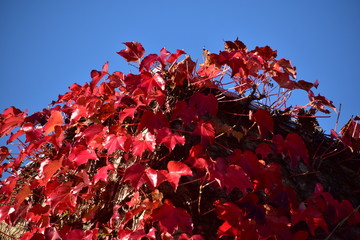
[325,204,360,240]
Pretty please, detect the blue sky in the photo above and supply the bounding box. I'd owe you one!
[0,0,359,135]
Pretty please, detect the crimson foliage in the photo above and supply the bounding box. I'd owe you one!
[0,40,360,239]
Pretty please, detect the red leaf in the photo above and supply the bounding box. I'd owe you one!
[189,92,218,117]
[167,161,192,191]
[273,133,309,168]
[291,204,328,236]
[0,106,25,137]
[277,58,296,79]
[249,109,274,138]
[285,133,309,167]
[157,127,185,150]
[0,146,9,162]
[68,145,97,166]
[308,90,336,113]
[117,42,145,62]
[138,110,169,134]
[0,205,11,222]
[224,164,252,194]
[172,101,197,126]
[90,62,109,90]
[228,149,262,180]
[193,120,215,146]
[140,53,159,72]
[43,110,63,135]
[167,49,186,63]
[44,227,61,240]
[103,134,128,154]
[63,229,85,240]
[123,164,146,189]
[272,71,296,89]
[123,164,166,189]
[132,131,156,156]
[93,164,114,184]
[215,200,243,231]
[15,184,31,207]
[152,199,192,234]
[292,231,309,240]
[255,143,273,159]
[296,80,315,92]
[139,72,165,94]
[254,45,277,61]
[37,158,63,186]
[45,181,77,213]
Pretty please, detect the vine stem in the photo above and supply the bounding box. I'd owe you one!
[324,204,360,240]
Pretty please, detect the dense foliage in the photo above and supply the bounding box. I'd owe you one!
[0,39,360,239]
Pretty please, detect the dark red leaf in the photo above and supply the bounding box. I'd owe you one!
[296,80,314,92]
[253,46,277,61]
[273,133,309,168]
[193,120,215,146]
[122,164,146,189]
[189,92,218,117]
[152,199,192,234]
[172,101,197,126]
[255,143,273,159]
[285,133,309,167]
[277,58,296,79]
[308,90,336,113]
[291,204,328,236]
[138,110,169,134]
[272,72,296,89]
[224,164,252,194]
[117,42,145,62]
[249,109,274,138]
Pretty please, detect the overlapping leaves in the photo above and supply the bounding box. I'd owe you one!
[0,40,358,240]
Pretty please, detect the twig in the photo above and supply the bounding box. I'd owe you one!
[324,204,360,240]
[334,103,342,132]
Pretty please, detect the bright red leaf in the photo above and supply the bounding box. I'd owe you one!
[132,131,156,156]
[117,42,145,62]
[45,181,77,213]
[93,164,114,184]
[90,61,109,90]
[157,127,185,150]
[103,134,128,154]
[37,158,63,186]
[43,110,63,135]
[167,161,192,191]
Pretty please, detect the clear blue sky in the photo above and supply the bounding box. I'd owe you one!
[0,0,359,134]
